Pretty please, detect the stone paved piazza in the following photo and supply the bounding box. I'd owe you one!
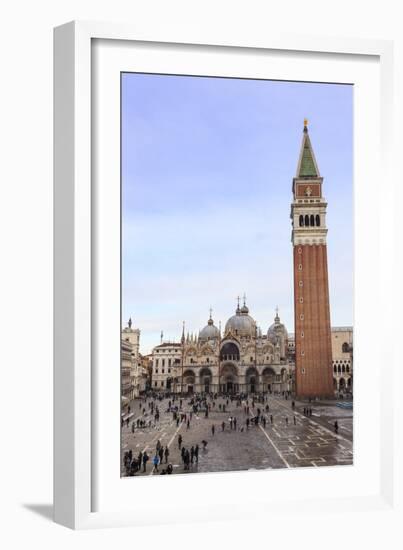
[121,394,353,477]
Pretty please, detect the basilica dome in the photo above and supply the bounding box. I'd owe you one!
[199,314,220,340]
[225,300,256,337]
[267,309,288,348]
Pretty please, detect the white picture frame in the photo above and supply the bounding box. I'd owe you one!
[54,21,398,530]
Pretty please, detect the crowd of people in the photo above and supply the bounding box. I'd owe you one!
[121,388,347,476]
[122,391,316,476]
[123,438,173,476]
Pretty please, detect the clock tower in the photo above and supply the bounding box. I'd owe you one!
[291,121,334,398]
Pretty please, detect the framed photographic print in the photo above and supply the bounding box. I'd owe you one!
[54,21,397,530]
[119,74,353,478]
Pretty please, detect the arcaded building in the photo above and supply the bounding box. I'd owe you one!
[121,319,149,399]
[331,327,353,394]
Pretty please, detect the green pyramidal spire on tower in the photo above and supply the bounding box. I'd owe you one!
[297,120,320,178]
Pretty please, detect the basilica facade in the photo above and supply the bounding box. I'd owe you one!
[150,299,293,395]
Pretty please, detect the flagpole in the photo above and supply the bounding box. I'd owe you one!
[180,321,185,396]
[218,320,221,394]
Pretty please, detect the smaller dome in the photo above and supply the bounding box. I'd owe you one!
[199,324,219,340]
[199,310,220,340]
[267,308,288,342]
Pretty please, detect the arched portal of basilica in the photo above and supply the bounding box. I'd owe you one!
[220,363,239,394]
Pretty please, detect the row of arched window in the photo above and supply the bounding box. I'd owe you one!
[334,364,350,373]
[299,214,320,227]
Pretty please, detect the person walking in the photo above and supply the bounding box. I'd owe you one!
[285,416,288,426]
[178,434,182,449]
[158,446,164,464]
[184,449,190,470]
[233,417,237,430]
[195,444,199,463]
[190,446,195,464]
[293,416,296,425]
[123,452,130,475]
[211,424,215,436]
[187,419,190,430]
[152,454,159,473]
[142,452,149,472]
[246,418,250,429]
[221,421,225,431]
[270,414,273,425]
[164,446,169,464]
[334,421,339,434]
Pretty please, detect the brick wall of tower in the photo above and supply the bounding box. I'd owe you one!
[293,244,334,398]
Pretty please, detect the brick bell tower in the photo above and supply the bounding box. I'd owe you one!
[291,120,334,398]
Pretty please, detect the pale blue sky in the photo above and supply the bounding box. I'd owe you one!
[122,73,353,354]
